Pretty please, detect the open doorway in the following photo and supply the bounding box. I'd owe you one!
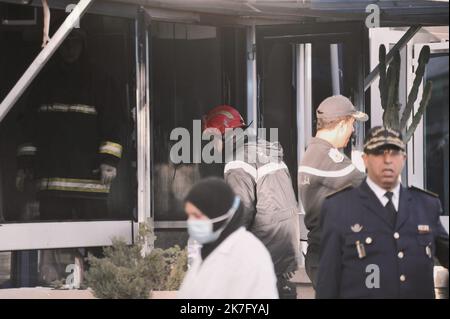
[257,22,366,200]
[148,20,247,247]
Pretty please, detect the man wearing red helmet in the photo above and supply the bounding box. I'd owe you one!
[202,105,247,135]
[203,105,300,299]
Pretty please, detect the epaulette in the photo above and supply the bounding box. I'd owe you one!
[326,184,353,199]
[409,185,439,198]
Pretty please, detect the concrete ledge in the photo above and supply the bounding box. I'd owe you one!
[0,287,96,299]
[0,288,178,299]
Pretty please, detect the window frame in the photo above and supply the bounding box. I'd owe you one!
[408,41,449,190]
[0,4,139,251]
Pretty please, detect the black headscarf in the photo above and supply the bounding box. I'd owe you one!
[185,177,248,260]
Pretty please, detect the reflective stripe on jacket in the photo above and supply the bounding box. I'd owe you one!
[224,135,300,275]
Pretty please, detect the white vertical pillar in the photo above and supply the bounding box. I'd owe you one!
[246,24,258,131]
[296,44,305,165]
[296,43,313,164]
[135,9,153,253]
[305,43,313,147]
[330,43,341,95]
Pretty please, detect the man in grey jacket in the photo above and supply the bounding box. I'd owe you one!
[203,105,300,298]
[299,95,368,288]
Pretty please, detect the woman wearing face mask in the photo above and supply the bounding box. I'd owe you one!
[178,177,278,299]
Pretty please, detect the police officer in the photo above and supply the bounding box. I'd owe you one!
[299,95,368,287]
[316,126,449,299]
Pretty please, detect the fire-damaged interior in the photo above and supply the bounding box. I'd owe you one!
[151,22,247,222]
[0,6,248,225]
[0,8,136,223]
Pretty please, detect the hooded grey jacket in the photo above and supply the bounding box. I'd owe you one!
[223,133,300,275]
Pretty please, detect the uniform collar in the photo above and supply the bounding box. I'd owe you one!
[309,137,334,149]
[366,176,401,211]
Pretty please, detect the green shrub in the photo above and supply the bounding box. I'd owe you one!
[85,226,187,299]
[163,246,189,291]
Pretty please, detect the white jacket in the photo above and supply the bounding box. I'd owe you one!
[178,227,279,299]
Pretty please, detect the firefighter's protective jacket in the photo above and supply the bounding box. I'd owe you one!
[17,58,124,199]
[224,132,300,276]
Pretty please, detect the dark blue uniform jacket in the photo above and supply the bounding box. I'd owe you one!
[317,180,449,299]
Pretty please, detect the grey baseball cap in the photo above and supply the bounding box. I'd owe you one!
[316,95,369,122]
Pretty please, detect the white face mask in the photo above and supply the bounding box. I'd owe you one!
[187,196,240,245]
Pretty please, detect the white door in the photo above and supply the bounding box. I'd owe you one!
[409,41,449,208]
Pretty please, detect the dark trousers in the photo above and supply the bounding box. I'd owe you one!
[277,275,297,299]
[305,244,319,289]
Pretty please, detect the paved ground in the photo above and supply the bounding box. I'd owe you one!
[0,280,315,299]
[0,253,10,286]
[297,284,315,299]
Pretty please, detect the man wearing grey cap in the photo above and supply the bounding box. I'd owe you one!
[316,126,449,298]
[299,95,368,288]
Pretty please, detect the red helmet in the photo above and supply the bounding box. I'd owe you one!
[202,105,246,135]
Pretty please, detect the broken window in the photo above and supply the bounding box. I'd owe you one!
[0,12,136,223]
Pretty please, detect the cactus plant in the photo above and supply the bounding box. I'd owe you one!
[378,44,433,142]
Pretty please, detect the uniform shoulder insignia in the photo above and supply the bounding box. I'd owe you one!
[409,186,439,198]
[328,148,344,163]
[326,184,353,199]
